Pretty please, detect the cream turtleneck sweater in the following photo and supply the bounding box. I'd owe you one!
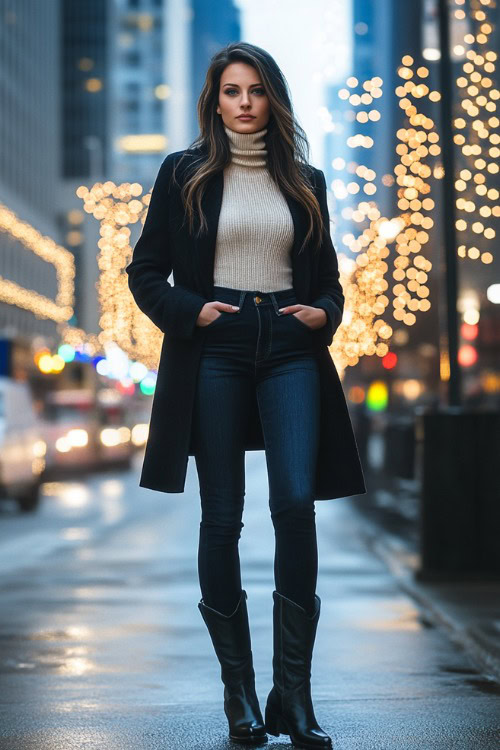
[212,123,294,292]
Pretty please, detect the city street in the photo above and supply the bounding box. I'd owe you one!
[0,453,499,750]
[1,0,499,747]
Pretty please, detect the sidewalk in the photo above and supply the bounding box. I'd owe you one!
[351,495,500,684]
[1,456,500,749]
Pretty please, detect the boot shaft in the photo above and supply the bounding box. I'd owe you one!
[198,589,256,687]
[198,589,267,742]
[271,590,321,694]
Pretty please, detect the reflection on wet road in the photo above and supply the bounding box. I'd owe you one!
[0,452,499,749]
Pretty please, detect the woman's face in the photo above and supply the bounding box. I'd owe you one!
[217,62,270,133]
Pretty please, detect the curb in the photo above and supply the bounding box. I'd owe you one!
[355,517,500,685]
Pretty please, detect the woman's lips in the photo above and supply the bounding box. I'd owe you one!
[237,116,255,120]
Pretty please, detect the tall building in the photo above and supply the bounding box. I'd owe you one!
[351,0,423,219]
[58,0,112,335]
[189,0,241,144]
[61,0,110,180]
[0,0,243,353]
[0,0,62,343]
[322,0,446,402]
[111,0,166,183]
[165,0,241,151]
[324,0,425,250]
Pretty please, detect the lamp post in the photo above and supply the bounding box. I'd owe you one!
[437,0,461,407]
[415,0,500,581]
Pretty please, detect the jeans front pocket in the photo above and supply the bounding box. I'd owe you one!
[288,312,313,332]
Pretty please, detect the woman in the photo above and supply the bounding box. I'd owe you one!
[127,42,366,749]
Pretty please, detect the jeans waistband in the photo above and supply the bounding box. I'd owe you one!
[213,285,297,310]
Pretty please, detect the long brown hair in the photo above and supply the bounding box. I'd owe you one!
[172,42,326,254]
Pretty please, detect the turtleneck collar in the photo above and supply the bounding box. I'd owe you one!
[224,124,268,168]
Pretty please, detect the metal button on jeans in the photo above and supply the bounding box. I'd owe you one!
[255,296,262,303]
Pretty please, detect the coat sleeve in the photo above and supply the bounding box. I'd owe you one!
[310,168,344,346]
[125,152,208,340]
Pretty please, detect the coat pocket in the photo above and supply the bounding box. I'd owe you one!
[205,311,226,327]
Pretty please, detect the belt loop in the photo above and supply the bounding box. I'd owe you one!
[269,292,281,315]
[238,290,246,312]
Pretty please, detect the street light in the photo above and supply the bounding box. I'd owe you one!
[437,0,461,407]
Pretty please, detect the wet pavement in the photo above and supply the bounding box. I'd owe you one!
[0,451,499,749]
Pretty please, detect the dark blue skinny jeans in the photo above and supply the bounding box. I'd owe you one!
[191,285,321,617]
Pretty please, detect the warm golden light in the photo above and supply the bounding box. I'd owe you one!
[85,78,103,93]
[0,203,75,323]
[131,423,149,446]
[100,428,121,447]
[154,84,170,99]
[116,134,168,153]
[453,2,499,265]
[67,429,89,448]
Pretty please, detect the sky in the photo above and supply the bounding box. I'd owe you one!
[234,0,353,169]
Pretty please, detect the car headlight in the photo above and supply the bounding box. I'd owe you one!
[33,439,47,457]
[100,428,120,447]
[67,429,88,447]
[131,423,149,446]
[56,436,72,453]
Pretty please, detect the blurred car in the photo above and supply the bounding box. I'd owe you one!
[0,376,46,511]
[40,388,134,477]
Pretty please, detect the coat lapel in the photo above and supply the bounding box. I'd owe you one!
[193,168,310,301]
[194,170,223,300]
[283,190,311,301]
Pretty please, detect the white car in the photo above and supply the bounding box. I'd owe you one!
[40,388,133,475]
[0,376,46,511]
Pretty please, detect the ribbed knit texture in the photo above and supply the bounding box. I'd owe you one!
[212,124,294,292]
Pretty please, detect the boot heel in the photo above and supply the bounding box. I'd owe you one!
[267,591,333,748]
[198,591,266,740]
[264,706,287,737]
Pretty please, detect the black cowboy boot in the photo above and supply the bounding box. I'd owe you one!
[264,590,332,749]
[198,589,267,744]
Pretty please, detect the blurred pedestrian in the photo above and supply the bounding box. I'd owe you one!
[127,41,366,748]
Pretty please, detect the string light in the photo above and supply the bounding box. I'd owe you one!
[393,57,436,327]
[76,180,163,372]
[452,0,499,265]
[0,203,75,322]
[327,76,396,372]
[327,0,498,374]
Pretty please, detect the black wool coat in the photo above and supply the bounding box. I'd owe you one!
[126,147,367,500]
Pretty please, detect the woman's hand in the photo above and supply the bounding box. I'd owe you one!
[196,301,240,326]
[278,304,327,330]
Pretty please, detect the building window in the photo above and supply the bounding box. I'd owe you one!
[124,99,140,112]
[124,50,141,67]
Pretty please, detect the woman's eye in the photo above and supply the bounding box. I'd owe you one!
[224,88,265,96]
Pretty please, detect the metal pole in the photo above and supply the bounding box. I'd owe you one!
[437,0,461,407]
